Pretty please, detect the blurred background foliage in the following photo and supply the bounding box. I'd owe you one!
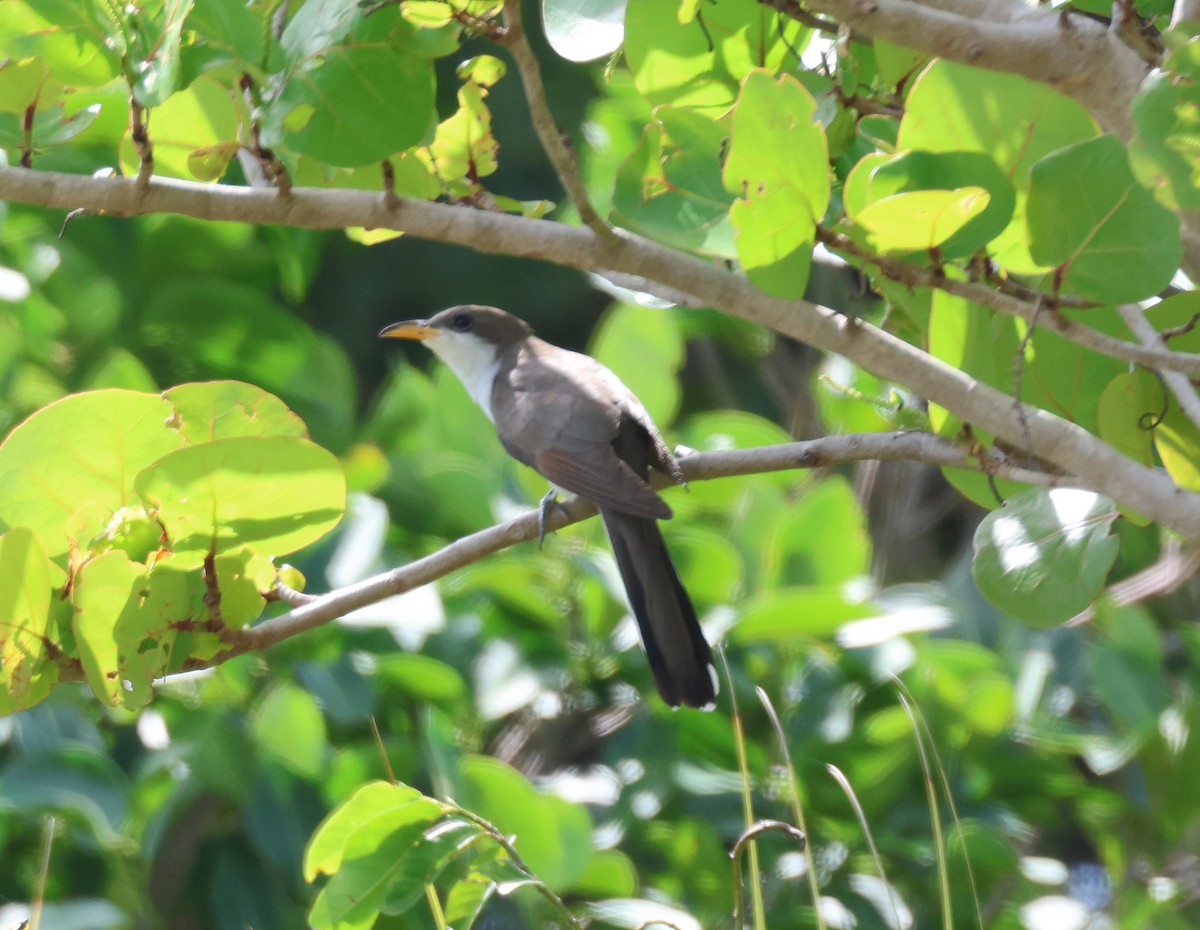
[2,1,1200,929]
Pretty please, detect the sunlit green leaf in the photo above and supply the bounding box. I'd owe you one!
[265,6,435,168]
[857,188,990,253]
[163,380,308,444]
[457,755,593,891]
[135,435,345,567]
[72,552,195,708]
[0,390,181,557]
[624,0,808,114]
[0,527,62,713]
[723,71,828,297]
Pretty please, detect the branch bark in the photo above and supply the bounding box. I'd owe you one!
[198,432,1079,669]
[803,0,1149,138]
[5,165,1199,537]
[820,229,1200,377]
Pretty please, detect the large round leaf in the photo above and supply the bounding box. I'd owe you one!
[135,435,345,566]
[972,488,1119,627]
[0,390,181,557]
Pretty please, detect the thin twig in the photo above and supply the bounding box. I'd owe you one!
[498,0,614,241]
[129,100,153,188]
[1117,303,1200,433]
[1068,539,1200,625]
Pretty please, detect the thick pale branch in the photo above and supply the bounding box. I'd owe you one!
[211,432,1079,663]
[4,166,1200,536]
[820,230,1200,377]
[803,0,1148,138]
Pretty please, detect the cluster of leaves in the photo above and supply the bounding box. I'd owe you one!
[4,0,1200,927]
[0,0,552,223]
[0,380,344,713]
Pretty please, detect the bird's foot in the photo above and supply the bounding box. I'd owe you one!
[537,489,568,549]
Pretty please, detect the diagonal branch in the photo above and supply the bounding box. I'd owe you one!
[498,0,613,240]
[4,165,1200,538]
[819,229,1200,377]
[801,0,1149,138]
[182,431,1079,672]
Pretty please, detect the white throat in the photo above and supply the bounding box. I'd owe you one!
[425,331,502,422]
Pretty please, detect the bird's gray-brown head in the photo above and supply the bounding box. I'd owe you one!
[380,305,534,421]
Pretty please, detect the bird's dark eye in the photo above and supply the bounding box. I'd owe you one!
[451,313,472,331]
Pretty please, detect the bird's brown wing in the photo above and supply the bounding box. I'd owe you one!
[533,446,671,519]
[494,342,672,519]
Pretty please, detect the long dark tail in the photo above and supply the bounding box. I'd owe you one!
[600,509,717,709]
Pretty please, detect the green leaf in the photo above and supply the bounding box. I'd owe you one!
[1087,607,1170,735]
[857,150,1016,258]
[163,380,308,443]
[117,75,241,180]
[590,305,684,425]
[972,488,1119,627]
[187,141,240,182]
[135,435,345,567]
[304,781,433,880]
[431,66,499,185]
[0,389,181,558]
[723,70,829,297]
[1097,370,1161,468]
[1027,135,1183,302]
[0,527,62,713]
[900,60,1098,182]
[732,587,875,642]
[0,746,130,844]
[610,109,736,257]
[130,0,194,106]
[213,548,274,627]
[307,785,448,930]
[856,187,990,253]
[542,0,626,62]
[764,476,871,588]
[376,654,468,707]
[457,755,593,891]
[899,59,1098,273]
[71,552,196,708]
[17,104,101,148]
[0,2,121,87]
[264,6,436,167]
[252,681,328,778]
[1131,70,1200,210]
[624,0,809,114]
[444,874,496,928]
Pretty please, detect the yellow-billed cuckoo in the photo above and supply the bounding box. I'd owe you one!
[380,305,717,709]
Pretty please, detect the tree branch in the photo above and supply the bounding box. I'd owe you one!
[191,432,1081,672]
[498,0,613,240]
[819,229,1200,377]
[1069,538,1200,625]
[802,0,1148,138]
[5,165,1200,537]
[1174,0,1200,26]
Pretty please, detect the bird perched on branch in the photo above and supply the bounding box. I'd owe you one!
[381,305,717,709]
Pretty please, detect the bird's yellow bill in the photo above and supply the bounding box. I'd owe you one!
[379,321,436,340]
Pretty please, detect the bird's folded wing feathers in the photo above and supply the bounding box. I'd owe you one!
[534,447,672,519]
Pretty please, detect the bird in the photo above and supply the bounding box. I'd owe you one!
[380,305,717,709]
